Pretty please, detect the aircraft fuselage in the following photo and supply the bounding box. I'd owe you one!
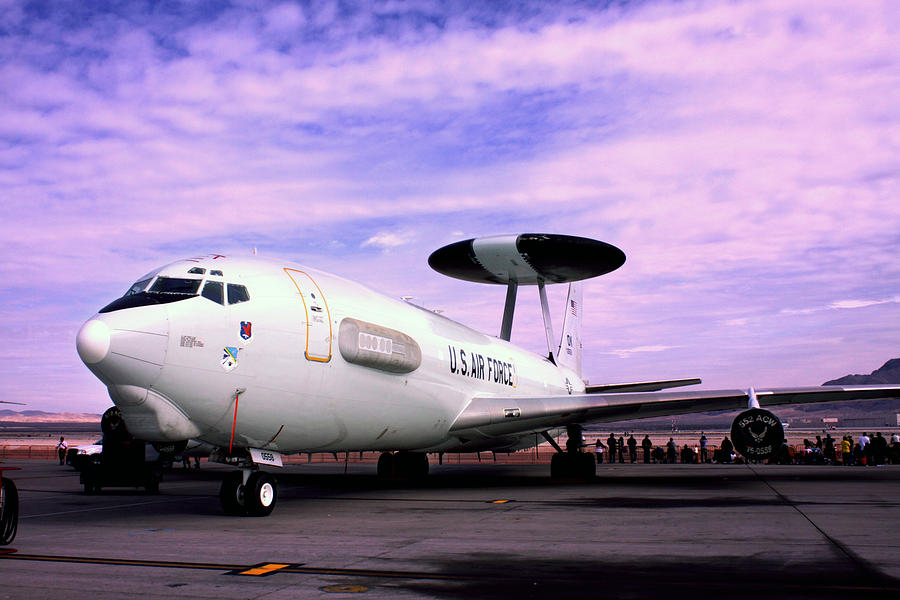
[77,255,580,455]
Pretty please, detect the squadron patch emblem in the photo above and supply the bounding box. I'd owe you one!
[221,346,239,372]
[240,321,253,344]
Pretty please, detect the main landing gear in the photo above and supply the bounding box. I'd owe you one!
[376,451,429,479]
[219,469,277,516]
[547,424,596,480]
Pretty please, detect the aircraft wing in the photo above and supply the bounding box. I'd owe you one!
[584,378,701,393]
[449,385,900,434]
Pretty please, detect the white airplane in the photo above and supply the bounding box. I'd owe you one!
[75,234,900,516]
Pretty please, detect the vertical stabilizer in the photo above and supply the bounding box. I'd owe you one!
[556,282,583,377]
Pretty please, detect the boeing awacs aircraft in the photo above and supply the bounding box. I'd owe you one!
[76,234,900,516]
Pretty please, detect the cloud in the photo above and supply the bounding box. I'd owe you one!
[361,231,413,249]
[607,345,680,359]
[781,296,900,315]
[828,297,900,310]
[2,0,899,410]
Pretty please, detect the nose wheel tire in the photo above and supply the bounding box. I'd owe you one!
[220,471,277,516]
[219,471,247,516]
[246,472,277,517]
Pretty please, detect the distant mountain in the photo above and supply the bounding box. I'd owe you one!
[591,358,900,431]
[823,358,900,385]
[0,409,101,423]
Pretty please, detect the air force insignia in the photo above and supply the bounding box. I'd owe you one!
[240,321,253,343]
[221,346,239,372]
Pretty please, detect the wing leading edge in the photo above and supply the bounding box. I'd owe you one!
[584,378,701,393]
[449,385,900,437]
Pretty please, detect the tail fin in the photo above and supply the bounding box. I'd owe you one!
[556,282,583,377]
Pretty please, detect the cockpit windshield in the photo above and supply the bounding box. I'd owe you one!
[100,276,203,313]
[100,272,250,313]
[125,277,153,296]
[148,277,202,296]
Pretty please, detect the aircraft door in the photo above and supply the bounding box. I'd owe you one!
[284,269,332,362]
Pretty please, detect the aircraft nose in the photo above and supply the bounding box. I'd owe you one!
[75,308,169,389]
[76,319,111,364]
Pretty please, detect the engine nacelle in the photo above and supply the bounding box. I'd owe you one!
[730,408,784,461]
[101,406,132,443]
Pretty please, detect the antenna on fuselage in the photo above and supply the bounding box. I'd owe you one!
[427,233,626,360]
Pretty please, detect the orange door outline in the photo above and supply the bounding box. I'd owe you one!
[284,268,332,362]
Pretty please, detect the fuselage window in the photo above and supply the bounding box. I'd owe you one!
[124,277,153,296]
[202,281,224,305]
[227,284,250,304]
[149,277,202,296]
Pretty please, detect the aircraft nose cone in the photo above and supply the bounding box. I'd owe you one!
[76,319,111,364]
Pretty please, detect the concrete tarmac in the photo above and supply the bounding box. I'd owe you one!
[1,459,899,599]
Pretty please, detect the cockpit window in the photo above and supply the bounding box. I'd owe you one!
[125,277,153,296]
[202,281,224,305]
[149,277,202,295]
[99,276,247,313]
[188,267,206,275]
[210,270,223,277]
[100,277,201,313]
[227,284,250,305]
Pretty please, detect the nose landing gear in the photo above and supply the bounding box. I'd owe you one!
[220,469,277,516]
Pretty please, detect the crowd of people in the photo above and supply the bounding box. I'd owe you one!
[796,432,900,466]
[590,432,900,465]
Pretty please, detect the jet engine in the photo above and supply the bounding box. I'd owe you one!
[101,406,131,443]
[730,408,784,461]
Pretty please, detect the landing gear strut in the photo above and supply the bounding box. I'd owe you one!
[547,425,596,479]
[219,469,277,516]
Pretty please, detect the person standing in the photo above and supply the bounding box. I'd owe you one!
[594,439,606,465]
[56,436,68,465]
[859,432,870,451]
[641,435,653,464]
[859,433,872,465]
[618,436,626,463]
[666,437,677,464]
[721,436,734,463]
[627,435,637,463]
[873,433,888,465]
[699,433,708,463]
[824,434,835,465]
[607,433,617,465]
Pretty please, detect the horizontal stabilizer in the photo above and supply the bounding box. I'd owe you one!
[449,384,900,434]
[585,378,701,393]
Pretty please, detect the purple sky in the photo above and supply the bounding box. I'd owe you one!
[2,0,899,414]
